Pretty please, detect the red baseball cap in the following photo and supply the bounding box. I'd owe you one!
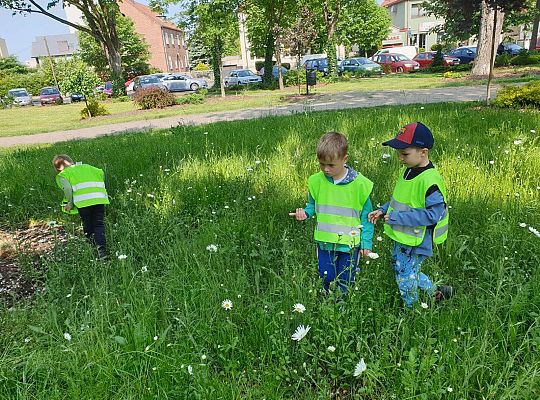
[382,122,434,149]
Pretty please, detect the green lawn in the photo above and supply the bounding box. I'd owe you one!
[1,103,539,399]
[1,67,539,138]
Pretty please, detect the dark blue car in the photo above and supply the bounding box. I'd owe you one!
[447,46,477,64]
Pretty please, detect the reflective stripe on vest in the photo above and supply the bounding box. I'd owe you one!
[316,204,361,219]
[72,181,106,191]
[73,192,109,203]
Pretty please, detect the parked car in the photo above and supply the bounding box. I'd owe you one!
[39,86,62,105]
[497,42,524,56]
[338,57,383,75]
[372,46,418,61]
[7,88,32,106]
[412,52,460,69]
[304,58,329,75]
[161,74,208,92]
[259,66,288,78]
[70,93,84,102]
[96,81,113,96]
[447,46,477,64]
[224,69,262,87]
[132,75,167,92]
[372,53,420,73]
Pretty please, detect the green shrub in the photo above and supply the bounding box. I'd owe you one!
[193,62,210,71]
[176,92,206,105]
[432,49,445,68]
[80,99,109,119]
[510,53,540,66]
[492,80,540,108]
[495,53,512,67]
[431,43,443,52]
[132,87,176,109]
[284,69,306,86]
[443,71,463,79]
[112,95,131,103]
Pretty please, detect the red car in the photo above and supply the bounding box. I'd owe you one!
[372,53,420,73]
[39,86,63,105]
[413,52,461,69]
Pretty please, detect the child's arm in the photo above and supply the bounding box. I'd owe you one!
[387,190,446,227]
[57,176,74,210]
[360,198,374,254]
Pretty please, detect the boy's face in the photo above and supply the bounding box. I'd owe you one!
[396,147,429,168]
[318,155,348,179]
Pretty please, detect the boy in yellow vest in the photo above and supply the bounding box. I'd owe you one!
[368,122,452,307]
[290,132,374,294]
[53,155,110,259]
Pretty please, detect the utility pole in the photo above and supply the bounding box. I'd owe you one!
[43,37,60,91]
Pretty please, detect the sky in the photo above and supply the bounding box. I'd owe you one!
[0,0,183,63]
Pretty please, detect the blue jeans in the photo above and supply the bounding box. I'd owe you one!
[392,242,434,307]
[317,247,360,293]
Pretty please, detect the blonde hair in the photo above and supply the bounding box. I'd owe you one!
[316,132,348,160]
[52,154,74,170]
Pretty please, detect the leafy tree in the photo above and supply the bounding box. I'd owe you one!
[0,56,29,74]
[78,14,151,81]
[180,0,239,97]
[244,0,298,88]
[0,0,125,95]
[58,60,101,118]
[339,0,391,57]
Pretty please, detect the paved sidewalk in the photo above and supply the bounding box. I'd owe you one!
[0,85,497,148]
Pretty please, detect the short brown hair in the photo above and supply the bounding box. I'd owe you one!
[52,154,74,170]
[316,132,348,160]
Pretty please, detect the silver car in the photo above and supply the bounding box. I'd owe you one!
[224,69,262,87]
[8,88,32,106]
[161,74,208,92]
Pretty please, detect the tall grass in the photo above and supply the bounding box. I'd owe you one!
[0,103,539,399]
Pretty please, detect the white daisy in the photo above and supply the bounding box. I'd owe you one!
[292,303,306,313]
[513,140,523,145]
[187,365,193,375]
[519,223,527,228]
[376,236,383,241]
[489,160,495,165]
[421,302,429,309]
[63,332,72,341]
[367,252,379,259]
[141,266,148,273]
[291,325,311,341]
[353,358,367,377]
[447,387,453,392]
[117,254,128,260]
[221,299,233,310]
[327,345,336,352]
[206,244,218,252]
[349,229,359,238]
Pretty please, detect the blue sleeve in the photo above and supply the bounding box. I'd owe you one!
[379,201,390,214]
[304,193,316,218]
[388,190,446,227]
[361,197,374,250]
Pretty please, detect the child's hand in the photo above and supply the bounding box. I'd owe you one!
[360,249,371,258]
[368,210,384,224]
[384,213,390,222]
[288,208,308,221]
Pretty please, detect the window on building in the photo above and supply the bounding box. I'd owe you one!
[410,33,418,47]
[57,40,69,53]
[390,5,397,13]
[418,33,427,50]
[168,55,173,71]
[164,32,169,46]
[411,3,426,17]
[171,33,175,46]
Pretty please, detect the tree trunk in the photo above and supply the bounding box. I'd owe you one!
[263,32,275,86]
[323,0,340,78]
[471,0,504,77]
[211,39,225,98]
[105,44,125,96]
[326,38,338,77]
[486,7,498,105]
[275,47,284,90]
[529,0,540,51]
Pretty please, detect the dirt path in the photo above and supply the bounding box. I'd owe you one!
[0,85,499,148]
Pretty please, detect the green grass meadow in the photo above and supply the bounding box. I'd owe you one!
[1,103,540,399]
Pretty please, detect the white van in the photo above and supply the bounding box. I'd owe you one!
[372,46,417,60]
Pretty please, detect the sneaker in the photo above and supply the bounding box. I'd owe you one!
[97,246,108,260]
[435,285,454,303]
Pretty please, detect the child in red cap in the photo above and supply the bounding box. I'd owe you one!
[368,122,453,307]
